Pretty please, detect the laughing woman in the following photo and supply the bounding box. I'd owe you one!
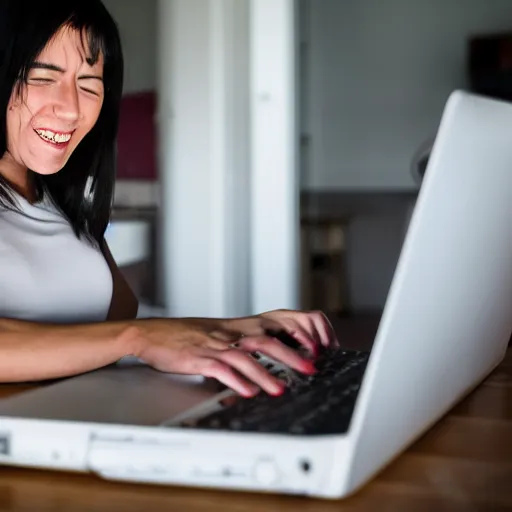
[0,0,337,397]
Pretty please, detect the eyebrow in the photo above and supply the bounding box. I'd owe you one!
[31,61,103,81]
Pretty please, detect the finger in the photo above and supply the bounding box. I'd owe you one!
[219,348,287,396]
[318,313,340,347]
[304,318,323,347]
[199,358,260,397]
[277,312,333,350]
[307,311,340,347]
[268,325,319,357]
[239,336,317,376]
[260,313,318,350]
[292,313,326,347]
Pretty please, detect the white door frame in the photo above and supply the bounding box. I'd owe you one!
[250,0,300,314]
[157,0,299,318]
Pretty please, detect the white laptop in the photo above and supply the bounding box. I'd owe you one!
[0,90,511,499]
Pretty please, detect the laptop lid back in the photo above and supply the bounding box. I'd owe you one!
[345,90,512,491]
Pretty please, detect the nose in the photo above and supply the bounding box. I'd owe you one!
[53,82,81,125]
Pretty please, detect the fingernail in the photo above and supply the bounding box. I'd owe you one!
[302,361,317,375]
[271,383,286,396]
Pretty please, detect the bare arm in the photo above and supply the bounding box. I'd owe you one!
[0,311,337,395]
[0,240,140,383]
[0,318,139,382]
[0,239,337,394]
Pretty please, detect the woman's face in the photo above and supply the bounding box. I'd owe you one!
[5,26,105,176]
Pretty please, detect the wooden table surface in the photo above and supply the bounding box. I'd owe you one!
[0,317,511,512]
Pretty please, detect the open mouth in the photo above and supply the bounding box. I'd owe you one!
[34,129,73,146]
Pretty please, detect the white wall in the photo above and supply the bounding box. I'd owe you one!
[157,0,253,317]
[304,0,512,190]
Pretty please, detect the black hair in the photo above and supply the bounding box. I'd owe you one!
[0,0,124,243]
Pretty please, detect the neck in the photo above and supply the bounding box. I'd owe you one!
[0,152,35,202]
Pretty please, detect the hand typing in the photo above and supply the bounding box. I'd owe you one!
[132,309,339,397]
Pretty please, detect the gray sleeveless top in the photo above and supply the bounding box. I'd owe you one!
[0,193,113,323]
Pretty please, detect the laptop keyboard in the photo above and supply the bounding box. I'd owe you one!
[182,349,370,435]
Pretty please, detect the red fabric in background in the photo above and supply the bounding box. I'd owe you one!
[116,91,157,180]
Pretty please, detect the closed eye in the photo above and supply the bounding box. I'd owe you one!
[29,78,54,83]
[80,86,100,96]
[78,77,103,98]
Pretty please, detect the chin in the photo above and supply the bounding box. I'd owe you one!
[27,161,65,175]
[26,155,72,176]
[32,167,64,176]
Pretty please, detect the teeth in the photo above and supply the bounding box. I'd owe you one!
[35,129,71,144]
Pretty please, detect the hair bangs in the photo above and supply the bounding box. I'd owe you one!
[69,18,108,68]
